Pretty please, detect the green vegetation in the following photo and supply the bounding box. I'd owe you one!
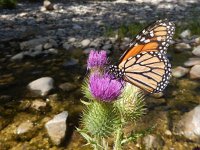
[105,22,146,39]
[0,0,17,9]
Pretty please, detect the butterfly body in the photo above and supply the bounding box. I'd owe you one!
[109,19,175,93]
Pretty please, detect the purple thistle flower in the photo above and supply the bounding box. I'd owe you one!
[89,73,122,102]
[87,50,107,69]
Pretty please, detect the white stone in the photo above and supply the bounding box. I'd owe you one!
[172,66,189,78]
[43,43,53,50]
[10,52,24,61]
[173,105,200,142]
[81,39,91,48]
[28,77,54,96]
[48,48,58,54]
[184,57,200,67]
[190,65,200,79]
[175,43,191,51]
[68,37,76,43]
[143,134,164,149]
[16,120,33,135]
[180,29,191,39]
[45,111,68,145]
[192,45,200,57]
[31,100,47,111]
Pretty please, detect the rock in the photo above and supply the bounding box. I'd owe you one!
[63,58,79,68]
[43,0,54,11]
[16,120,33,135]
[175,43,191,52]
[34,44,43,51]
[31,100,47,111]
[28,77,54,96]
[81,39,91,48]
[192,45,200,57]
[173,105,200,143]
[102,44,112,50]
[194,37,200,45]
[63,42,72,50]
[43,43,53,50]
[143,134,165,150]
[90,38,102,48]
[59,82,77,92]
[190,65,200,79]
[68,37,76,43]
[172,66,189,78]
[184,58,200,67]
[10,52,24,61]
[83,48,93,54]
[152,92,164,98]
[48,48,58,54]
[20,38,48,50]
[49,39,58,48]
[165,130,172,136]
[72,24,82,30]
[180,29,191,39]
[0,95,12,103]
[45,111,68,145]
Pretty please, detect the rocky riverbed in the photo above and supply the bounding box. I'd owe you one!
[0,0,200,149]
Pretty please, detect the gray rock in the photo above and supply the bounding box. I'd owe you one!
[10,52,24,61]
[16,121,33,135]
[190,65,200,79]
[45,111,68,145]
[72,24,82,30]
[43,0,54,11]
[28,77,54,96]
[102,44,112,50]
[20,38,48,50]
[173,105,200,143]
[49,39,58,48]
[48,48,58,54]
[192,45,200,57]
[184,57,200,67]
[143,134,164,150]
[43,43,53,50]
[59,82,77,92]
[180,29,191,39]
[63,58,79,67]
[56,29,66,37]
[90,38,102,48]
[83,48,93,54]
[34,44,43,51]
[63,42,72,50]
[172,66,189,78]
[31,100,47,111]
[81,39,91,48]
[175,43,191,51]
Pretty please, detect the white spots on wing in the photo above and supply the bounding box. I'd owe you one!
[144,39,150,43]
[157,36,162,41]
[140,37,145,42]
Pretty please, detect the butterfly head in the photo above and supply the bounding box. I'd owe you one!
[108,65,124,79]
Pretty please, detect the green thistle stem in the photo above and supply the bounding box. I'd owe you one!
[114,127,123,150]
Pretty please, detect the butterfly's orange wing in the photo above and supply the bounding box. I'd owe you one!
[119,51,171,93]
[119,19,175,63]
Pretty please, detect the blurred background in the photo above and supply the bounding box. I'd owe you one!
[0,0,200,149]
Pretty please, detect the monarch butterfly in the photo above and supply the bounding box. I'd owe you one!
[109,19,175,93]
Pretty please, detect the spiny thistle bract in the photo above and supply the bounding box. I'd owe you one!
[81,100,121,137]
[115,83,146,122]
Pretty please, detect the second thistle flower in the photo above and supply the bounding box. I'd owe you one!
[89,73,122,102]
